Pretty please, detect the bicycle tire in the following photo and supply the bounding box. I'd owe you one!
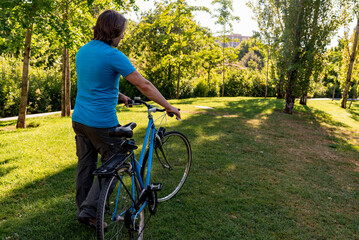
[96,172,145,240]
[142,131,192,202]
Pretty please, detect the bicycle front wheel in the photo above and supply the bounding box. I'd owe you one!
[150,131,192,202]
[96,172,145,240]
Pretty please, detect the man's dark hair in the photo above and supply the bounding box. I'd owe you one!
[93,10,127,45]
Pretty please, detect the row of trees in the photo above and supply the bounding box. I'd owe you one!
[249,0,359,113]
[0,0,358,127]
[1,0,135,128]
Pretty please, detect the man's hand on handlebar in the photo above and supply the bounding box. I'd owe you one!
[166,106,181,121]
[118,92,131,107]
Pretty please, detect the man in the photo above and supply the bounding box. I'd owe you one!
[72,9,180,227]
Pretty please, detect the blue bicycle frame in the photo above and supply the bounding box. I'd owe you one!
[113,108,161,221]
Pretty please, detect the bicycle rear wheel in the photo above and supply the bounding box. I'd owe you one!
[96,171,144,240]
[143,131,192,202]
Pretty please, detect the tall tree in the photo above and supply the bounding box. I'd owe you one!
[342,17,359,108]
[198,41,222,89]
[122,0,209,99]
[49,0,137,117]
[1,0,52,128]
[211,0,239,97]
[251,0,346,113]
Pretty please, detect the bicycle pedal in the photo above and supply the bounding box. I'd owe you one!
[148,183,162,192]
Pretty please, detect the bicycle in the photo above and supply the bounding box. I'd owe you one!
[93,98,192,240]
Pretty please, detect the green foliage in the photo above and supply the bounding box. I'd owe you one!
[223,68,275,97]
[250,0,348,110]
[0,56,21,117]
[0,0,355,118]
[120,0,212,99]
[211,0,240,34]
[236,38,263,60]
[0,55,73,117]
[240,51,263,70]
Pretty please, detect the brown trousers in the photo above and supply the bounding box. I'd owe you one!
[72,121,123,219]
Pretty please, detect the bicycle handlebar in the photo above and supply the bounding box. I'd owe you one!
[118,98,180,117]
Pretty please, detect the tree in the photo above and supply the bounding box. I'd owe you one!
[48,0,137,117]
[236,38,263,61]
[211,0,240,97]
[122,0,209,99]
[197,39,222,90]
[240,51,263,69]
[251,0,347,113]
[1,0,53,128]
[342,17,359,108]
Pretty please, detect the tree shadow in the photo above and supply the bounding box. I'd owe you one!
[1,98,358,239]
[144,98,359,239]
[0,166,17,178]
[0,165,96,240]
[0,157,19,165]
[348,107,359,123]
[300,105,349,128]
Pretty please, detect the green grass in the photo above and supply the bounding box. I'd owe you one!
[0,97,358,240]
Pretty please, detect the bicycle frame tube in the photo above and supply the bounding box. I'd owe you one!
[138,117,156,187]
[112,110,160,223]
[112,175,123,221]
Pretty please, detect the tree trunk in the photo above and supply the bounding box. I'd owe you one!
[265,47,269,98]
[332,79,337,100]
[61,46,67,116]
[176,63,181,99]
[167,63,172,82]
[61,4,71,117]
[16,25,33,129]
[65,48,71,116]
[221,37,225,97]
[207,68,211,86]
[284,95,296,114]
[300,94,307,105]
[276,73,285,99]
[283,0,304,114]
[342,16,359,109]
[349,79,358,109]
[284,55,300,114]
[283,69,298,114]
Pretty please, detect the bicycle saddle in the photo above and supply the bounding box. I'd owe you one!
[108,122,137,138]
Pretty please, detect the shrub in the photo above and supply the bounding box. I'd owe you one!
[194,80,208,97]
[0,56,22,117]
[0,55,73,117]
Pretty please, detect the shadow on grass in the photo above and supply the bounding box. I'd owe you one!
[348,107,359,123]
[0,165,96,240]
[0,120,17,128]
[143,98,359,239]
[0,157,19,165]
[1,98,358,240]
[328,100,359,125]
[300,105,349,128]
[0,166,17,178]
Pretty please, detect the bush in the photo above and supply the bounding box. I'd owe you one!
[0,56,22,117]
[223,69,276,97]
[27,68,63,114]
[193,80,208,97]
[0,55,74,118]
[179,79,194,98]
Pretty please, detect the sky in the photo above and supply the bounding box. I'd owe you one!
[126,0,258,37]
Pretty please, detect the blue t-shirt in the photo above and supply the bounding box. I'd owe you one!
[72,40,136,128]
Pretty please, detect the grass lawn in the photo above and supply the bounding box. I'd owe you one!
[0,97,358,240]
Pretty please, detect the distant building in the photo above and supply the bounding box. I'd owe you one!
[217,33,251,48]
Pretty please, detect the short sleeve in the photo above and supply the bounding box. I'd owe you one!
[111,50,136,77]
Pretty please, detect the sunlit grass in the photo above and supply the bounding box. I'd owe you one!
[0,97,358,239]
